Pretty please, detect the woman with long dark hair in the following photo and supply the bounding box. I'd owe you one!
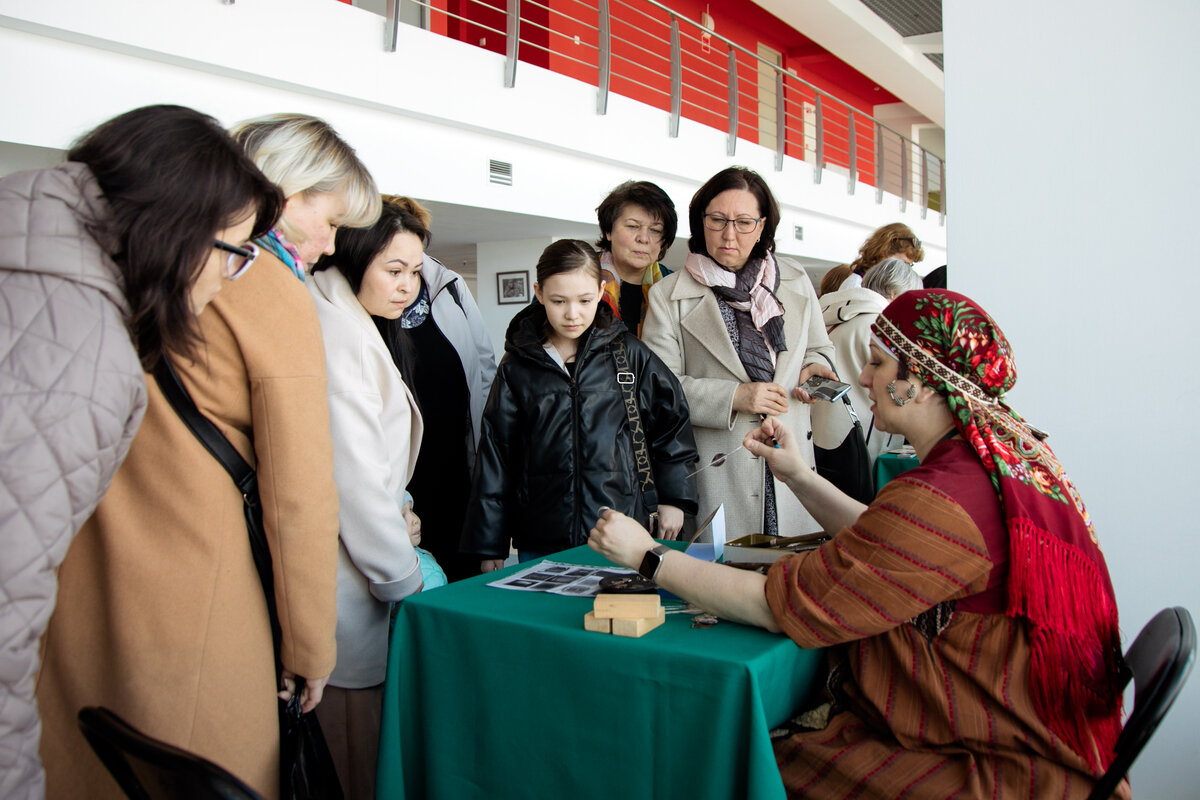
[462,239,697,569]
[36,113,378,799]
[369,196,496,582]
[0,104,281,800]
[307,195,450,797]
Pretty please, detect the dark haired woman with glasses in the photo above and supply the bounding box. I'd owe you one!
[36,113,379,800]
[642,166,838,540]
[594,180,678,337]
[0,103,282,800]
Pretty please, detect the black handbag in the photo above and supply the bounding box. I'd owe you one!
[154,358,343,800]
[812,395,875,505]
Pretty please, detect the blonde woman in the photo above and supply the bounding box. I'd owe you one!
[37,114,380,799]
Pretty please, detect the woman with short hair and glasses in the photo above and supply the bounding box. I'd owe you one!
[594,180,678,337]
[0,103,281,800]
[37,114,380,799]
[642,166,837,540]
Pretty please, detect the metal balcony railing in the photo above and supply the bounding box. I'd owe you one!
[381,0,945,218]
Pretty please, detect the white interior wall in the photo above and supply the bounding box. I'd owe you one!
[945,3,1200,797]
[476,238,554,355]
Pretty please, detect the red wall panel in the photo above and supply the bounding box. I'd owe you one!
[428,0,899,184]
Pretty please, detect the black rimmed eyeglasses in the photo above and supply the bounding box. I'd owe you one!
[703,214,764,234]
[212,239,259,280]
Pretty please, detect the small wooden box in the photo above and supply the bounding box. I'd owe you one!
[583,611,612,634]
[612,606,666,638]
[593,593,661,620]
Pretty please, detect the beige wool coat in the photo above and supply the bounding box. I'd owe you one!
[642,260,834,539]
[35,250,340,800]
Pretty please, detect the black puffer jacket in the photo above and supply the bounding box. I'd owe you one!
[461,302,698,558]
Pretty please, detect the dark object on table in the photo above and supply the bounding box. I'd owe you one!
[598,574,658,594]
[77,705,264,799]
[1086,606,1195,800]
[723,532,832,564]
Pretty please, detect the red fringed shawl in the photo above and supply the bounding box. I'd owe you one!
[873,289,1124,772]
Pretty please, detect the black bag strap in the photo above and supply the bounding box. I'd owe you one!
[152,357,282,667]
[816,351,868,441]
[611,336,659,513]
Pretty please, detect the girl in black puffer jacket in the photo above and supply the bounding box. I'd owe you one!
[462,240,698,571]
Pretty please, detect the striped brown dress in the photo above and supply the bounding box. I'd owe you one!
[765,439,1127,799]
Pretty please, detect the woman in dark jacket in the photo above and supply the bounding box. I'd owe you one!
[462,240,698,571]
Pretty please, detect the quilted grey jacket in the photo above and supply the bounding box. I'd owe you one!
[0,163,147,799]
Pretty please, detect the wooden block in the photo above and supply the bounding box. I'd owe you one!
[593,593,661,620]
[583,611,612,634]
[612,606,666,638]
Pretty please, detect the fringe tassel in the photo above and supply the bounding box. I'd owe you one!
[1008,519,1125,773]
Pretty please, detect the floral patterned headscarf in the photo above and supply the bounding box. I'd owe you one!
[872,289,1124,773]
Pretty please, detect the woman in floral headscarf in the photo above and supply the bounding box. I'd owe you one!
[590,289,1127,799]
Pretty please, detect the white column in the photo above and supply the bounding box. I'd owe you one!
[945,3,1200,795]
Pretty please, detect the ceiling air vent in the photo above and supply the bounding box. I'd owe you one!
[489,159,513,186]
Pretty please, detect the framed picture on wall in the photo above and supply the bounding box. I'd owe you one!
[496,270,530,305]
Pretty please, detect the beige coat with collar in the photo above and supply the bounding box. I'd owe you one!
[308,267,425,689]
[643,260,834,538]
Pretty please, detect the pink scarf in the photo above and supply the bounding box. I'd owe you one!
[684,251,786,354]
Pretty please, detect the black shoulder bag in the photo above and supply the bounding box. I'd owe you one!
[810,352,875,504]
[153,358,343,800]
[611,336,659,532]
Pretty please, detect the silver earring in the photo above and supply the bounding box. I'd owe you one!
[887,380,916,406]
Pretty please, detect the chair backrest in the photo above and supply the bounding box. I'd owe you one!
[1087,606,1196,800]
[77,707,265,800]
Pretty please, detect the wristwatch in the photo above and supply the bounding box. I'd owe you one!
[637,544,671,582]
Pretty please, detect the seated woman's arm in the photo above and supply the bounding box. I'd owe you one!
[588,511,780,632]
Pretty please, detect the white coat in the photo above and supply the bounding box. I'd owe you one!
[811,286,902,466]
[308,267,424,688]
[642,260,835,538]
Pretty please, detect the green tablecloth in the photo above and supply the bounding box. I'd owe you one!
[874,451,919,490]
[377,544,825,800]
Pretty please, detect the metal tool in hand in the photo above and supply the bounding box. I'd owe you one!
[685,444,747,479]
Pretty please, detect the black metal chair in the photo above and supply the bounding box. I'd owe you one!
[1087,606,1196,800]
[77,706,264,800]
